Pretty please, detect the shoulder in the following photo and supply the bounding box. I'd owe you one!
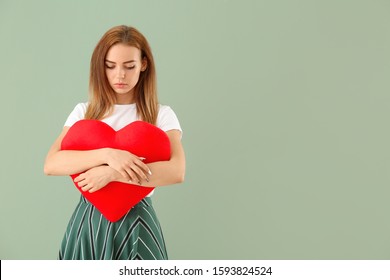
[158,104,174,114]
[64,102,88,127]
[157,104,180,121]
[69,102,89,117]
[72,102,89,113]
[156,104,182,133]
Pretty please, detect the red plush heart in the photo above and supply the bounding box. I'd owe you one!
[60,120,171,222]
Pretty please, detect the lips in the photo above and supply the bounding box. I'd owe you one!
[114,83,127,88]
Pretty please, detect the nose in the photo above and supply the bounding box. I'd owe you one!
[117,68,125,78]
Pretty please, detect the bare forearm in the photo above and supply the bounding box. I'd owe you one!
[44,149,107,176]
[137,130,185,187]
[145,160,185,186]
[115,160,185,187]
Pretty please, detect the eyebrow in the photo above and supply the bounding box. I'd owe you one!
[105,59,137,64]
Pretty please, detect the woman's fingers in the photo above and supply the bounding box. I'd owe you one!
[137,158,152,176]
[133,157,152,180]
[119,158,151,184]
[83,185,97,193]
[126,163,149,184]
[74,175,87,187]
[118,165,141,183]
[81,185,90,192]
[119,170,131,181]
[106,149,152,184]
[74,174,84,182]
[81,184,98,193]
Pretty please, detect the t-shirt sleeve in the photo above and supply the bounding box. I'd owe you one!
[157,105,183,136]
[64,103,88,127]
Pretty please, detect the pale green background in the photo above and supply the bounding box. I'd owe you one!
[1,0,389,259]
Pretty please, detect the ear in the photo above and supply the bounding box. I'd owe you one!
[141,57,148,72]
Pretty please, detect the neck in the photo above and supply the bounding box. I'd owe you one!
[116,92,135,104]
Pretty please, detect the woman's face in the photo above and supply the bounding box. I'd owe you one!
[105,43,147,103]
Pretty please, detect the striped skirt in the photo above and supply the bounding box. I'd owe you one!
[58,196,168,260]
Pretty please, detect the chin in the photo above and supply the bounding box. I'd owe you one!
[115,90,133,95]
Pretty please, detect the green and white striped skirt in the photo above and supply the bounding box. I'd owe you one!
[58,196,168,260]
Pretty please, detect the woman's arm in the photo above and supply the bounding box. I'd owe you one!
[75,130,185,192]
[145,129,185,185]
[43,127,150,182]
[44,127,106,175]
[132,129,185,186]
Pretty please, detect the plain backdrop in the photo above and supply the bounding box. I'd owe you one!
[1,0,390,259]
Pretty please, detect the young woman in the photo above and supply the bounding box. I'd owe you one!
[44,25,185,260]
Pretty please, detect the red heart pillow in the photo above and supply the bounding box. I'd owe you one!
[60,120,171,222]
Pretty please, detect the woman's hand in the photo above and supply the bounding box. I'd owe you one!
[74,165,117,193]
[104,148,151,184]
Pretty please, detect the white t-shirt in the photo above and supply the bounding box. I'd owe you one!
[64,102,182,133]
[64,102,182,197]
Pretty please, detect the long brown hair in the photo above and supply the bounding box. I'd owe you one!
[85,25,158,125]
